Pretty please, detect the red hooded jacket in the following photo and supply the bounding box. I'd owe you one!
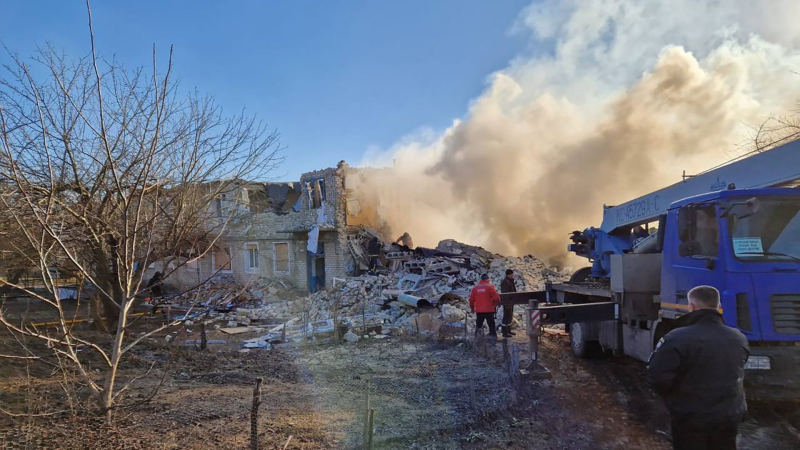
[469,280,501,313]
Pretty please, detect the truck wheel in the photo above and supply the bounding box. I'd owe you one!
[570,322,601,358]
[569,267,593,283]
[565,267,594,303]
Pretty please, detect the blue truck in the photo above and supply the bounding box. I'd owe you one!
[517,139,800,393]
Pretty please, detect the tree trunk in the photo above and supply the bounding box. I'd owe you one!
[91,246,122,333]
[101,303,128,424]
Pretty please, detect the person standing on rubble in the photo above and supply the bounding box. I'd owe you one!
[396,232,414,249]
[648,285,749,450]
[469,274,501,337]
[499,269,516,338]
[367,237,382,273]
[147,271,163,298]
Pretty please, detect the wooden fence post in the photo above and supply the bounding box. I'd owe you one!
[250,377,263,450]
[367,409,375,450]
[199,321,207,351]
[362,379,371,449]
[463,313,468,342]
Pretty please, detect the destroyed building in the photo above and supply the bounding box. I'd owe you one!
[146,162,395,294]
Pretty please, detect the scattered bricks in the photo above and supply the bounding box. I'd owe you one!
[386,251,414,259]
[403,260,430,270]
[427,261,460,274]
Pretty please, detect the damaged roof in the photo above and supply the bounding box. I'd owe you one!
[247,182,303,214]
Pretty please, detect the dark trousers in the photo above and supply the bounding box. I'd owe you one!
[501,305,514,331]
[475,312,497,336]
[671,421,738,450]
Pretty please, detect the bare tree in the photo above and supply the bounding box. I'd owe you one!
[0,3,281,422]
[741,100,800,154]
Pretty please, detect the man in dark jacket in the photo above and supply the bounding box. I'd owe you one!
[648,285,749,450]
[147,271,163,297]
[367,237,382,272]
[499,269,517,338]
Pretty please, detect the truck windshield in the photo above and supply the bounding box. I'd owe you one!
[726,196,800,262]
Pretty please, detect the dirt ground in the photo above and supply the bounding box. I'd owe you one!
[1,307,799,449]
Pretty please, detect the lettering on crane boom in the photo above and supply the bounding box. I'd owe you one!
[710,176,727,191]
[615,194,661,226]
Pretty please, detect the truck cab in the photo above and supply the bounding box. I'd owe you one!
[546,140,800,393]
[660,188,800,390]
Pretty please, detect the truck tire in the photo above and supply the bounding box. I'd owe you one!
[565,267,593,304]
[569,267,593,283]
[570,322,601,358]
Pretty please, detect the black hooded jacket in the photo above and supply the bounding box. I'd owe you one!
[647,309,749,427]
[500,276,516,294]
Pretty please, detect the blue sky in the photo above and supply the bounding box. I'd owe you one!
[2,0,529,181]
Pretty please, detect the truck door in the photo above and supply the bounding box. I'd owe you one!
[668,204,725,310]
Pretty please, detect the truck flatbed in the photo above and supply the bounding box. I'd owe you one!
[549,282,613,298]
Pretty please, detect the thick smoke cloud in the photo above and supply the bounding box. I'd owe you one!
[352,0,800,267]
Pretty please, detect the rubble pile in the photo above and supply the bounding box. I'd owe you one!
[198,239,570,346]
[250,274,397,324]
[169,275,300,308]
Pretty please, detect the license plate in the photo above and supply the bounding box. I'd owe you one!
[745,356,771,370]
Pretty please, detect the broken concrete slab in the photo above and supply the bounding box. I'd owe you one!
[396,273,423,291]
[243,341,272,349]
[220,326,256,335]
[242,334,274,349]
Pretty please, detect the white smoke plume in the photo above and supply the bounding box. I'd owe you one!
[351,0,800,267]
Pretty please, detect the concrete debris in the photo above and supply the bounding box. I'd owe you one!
[242,336,272,349]
[173,239,567,344]
[441,304,466,323]
[220,327,256,335]
[169,275,299,309]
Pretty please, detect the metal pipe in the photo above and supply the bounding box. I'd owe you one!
[397,293,432,308]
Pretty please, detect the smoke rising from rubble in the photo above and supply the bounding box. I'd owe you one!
[352,0,800,267]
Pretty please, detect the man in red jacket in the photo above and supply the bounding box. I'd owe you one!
[469,274,501,337]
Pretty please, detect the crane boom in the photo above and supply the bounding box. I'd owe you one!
[600,139,800,232]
